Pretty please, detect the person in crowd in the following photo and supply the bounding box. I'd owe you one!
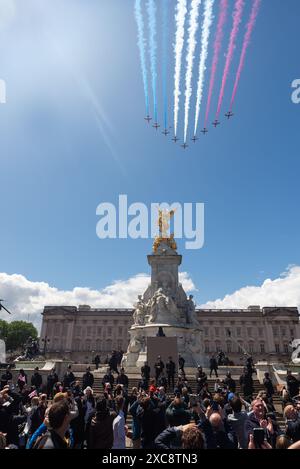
[245,398,278,447]
[157,371,168,390]
[116,368,129,391]
[34,401,71,449]
[82,387,96,433]
[31,367,43,393]
[166,356,176,391]
[47,368,58,399]
[112,395,126,449]
[102,368,114,390]
[72,380,83,398]
[227,395,249,449]
[154,356,164,383]
[174,376,185,395]
[94,355,100,370]
[129,392,142,449]
[239,368,254,403]
[63,365,76,390]
[89,398,116,449]
[165,395,190,427]
[209,355,218,378]
[136,396,158,449]
[263,372,275,399]
[178,354,185,378]
[275,434,293,449]
[141,361,151,389]
[286,370,299,398]
[196,366,207,395]
[109,351,119,375]
[17,369,27,392]
[0,366,13,390]
[82,367,94,390]
[224,372,236,393]
[284,404,300,443]
[281,386,290,410]
[199,382,212,401]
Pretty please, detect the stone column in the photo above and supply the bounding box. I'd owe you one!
[264,321,275,354]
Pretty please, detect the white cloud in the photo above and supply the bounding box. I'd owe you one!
[0,271,196,331]
[202,265,300,311]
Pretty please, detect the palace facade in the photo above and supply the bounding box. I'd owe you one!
[40,304,300,364]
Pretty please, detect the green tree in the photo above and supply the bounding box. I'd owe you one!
[6,321,38,351]
[0,319,9,342]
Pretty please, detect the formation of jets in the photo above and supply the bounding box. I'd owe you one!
[144,110,234,149]
[0,299,12,315]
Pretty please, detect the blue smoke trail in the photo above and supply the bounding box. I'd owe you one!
[147,0,158,123]
[135,0,150,116]
[162,0,169,130]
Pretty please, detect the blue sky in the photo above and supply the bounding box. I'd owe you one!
[0,0,300,325]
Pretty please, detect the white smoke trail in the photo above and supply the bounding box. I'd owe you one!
[135,0,149,115]
[194,0,215,136]
[183,0,202,143]
[174,0,188,137]
[147,0,158,122]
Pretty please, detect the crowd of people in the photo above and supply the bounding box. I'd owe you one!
[0,355,300,450]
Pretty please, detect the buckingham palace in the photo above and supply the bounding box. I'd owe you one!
[40,304,300,364]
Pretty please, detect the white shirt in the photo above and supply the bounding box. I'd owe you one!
[112,410,126,449]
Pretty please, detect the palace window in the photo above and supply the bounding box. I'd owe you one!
[204,328,208,337]
[87,327,92,336]
[273,326,279,337]
[275,343,280,353]
[281,327,286,337]
[247,328,252,338]
[237,328,241,337]
[107,327,112,336]
[117,340,123,350]
[260,343,265,353]
[85,340,91,351]
[226,342,232,353]
[215,328,220,337]
[258,328,263,338]
[118,327,123,337]
[284,343,289,354]
[249,342,254,353]
[205,343,210,353]
[238,342,243,353]
[97,327,102,335]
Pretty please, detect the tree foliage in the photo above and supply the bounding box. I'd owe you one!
[0,320,38,351]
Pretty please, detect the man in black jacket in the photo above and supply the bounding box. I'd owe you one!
[82,367,94,390]
[31,367,43,392]
[166,357,176,391]
[154,356,164,383]
[209,355,218,378]
[102,368,114,390]
[141,361,150,387]
[47,368,58,398]
[178,355,185,377]
[224,372,236,393]
[63,365,76,390]
[116,368,129,390]
[239,368,254,403]
[263,372,274,399]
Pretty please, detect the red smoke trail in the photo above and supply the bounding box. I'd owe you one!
[204,0,228,128]
[216,0,245,119]
[230,0,261,110]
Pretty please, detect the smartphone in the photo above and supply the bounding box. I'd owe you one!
[253,428,265,448]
